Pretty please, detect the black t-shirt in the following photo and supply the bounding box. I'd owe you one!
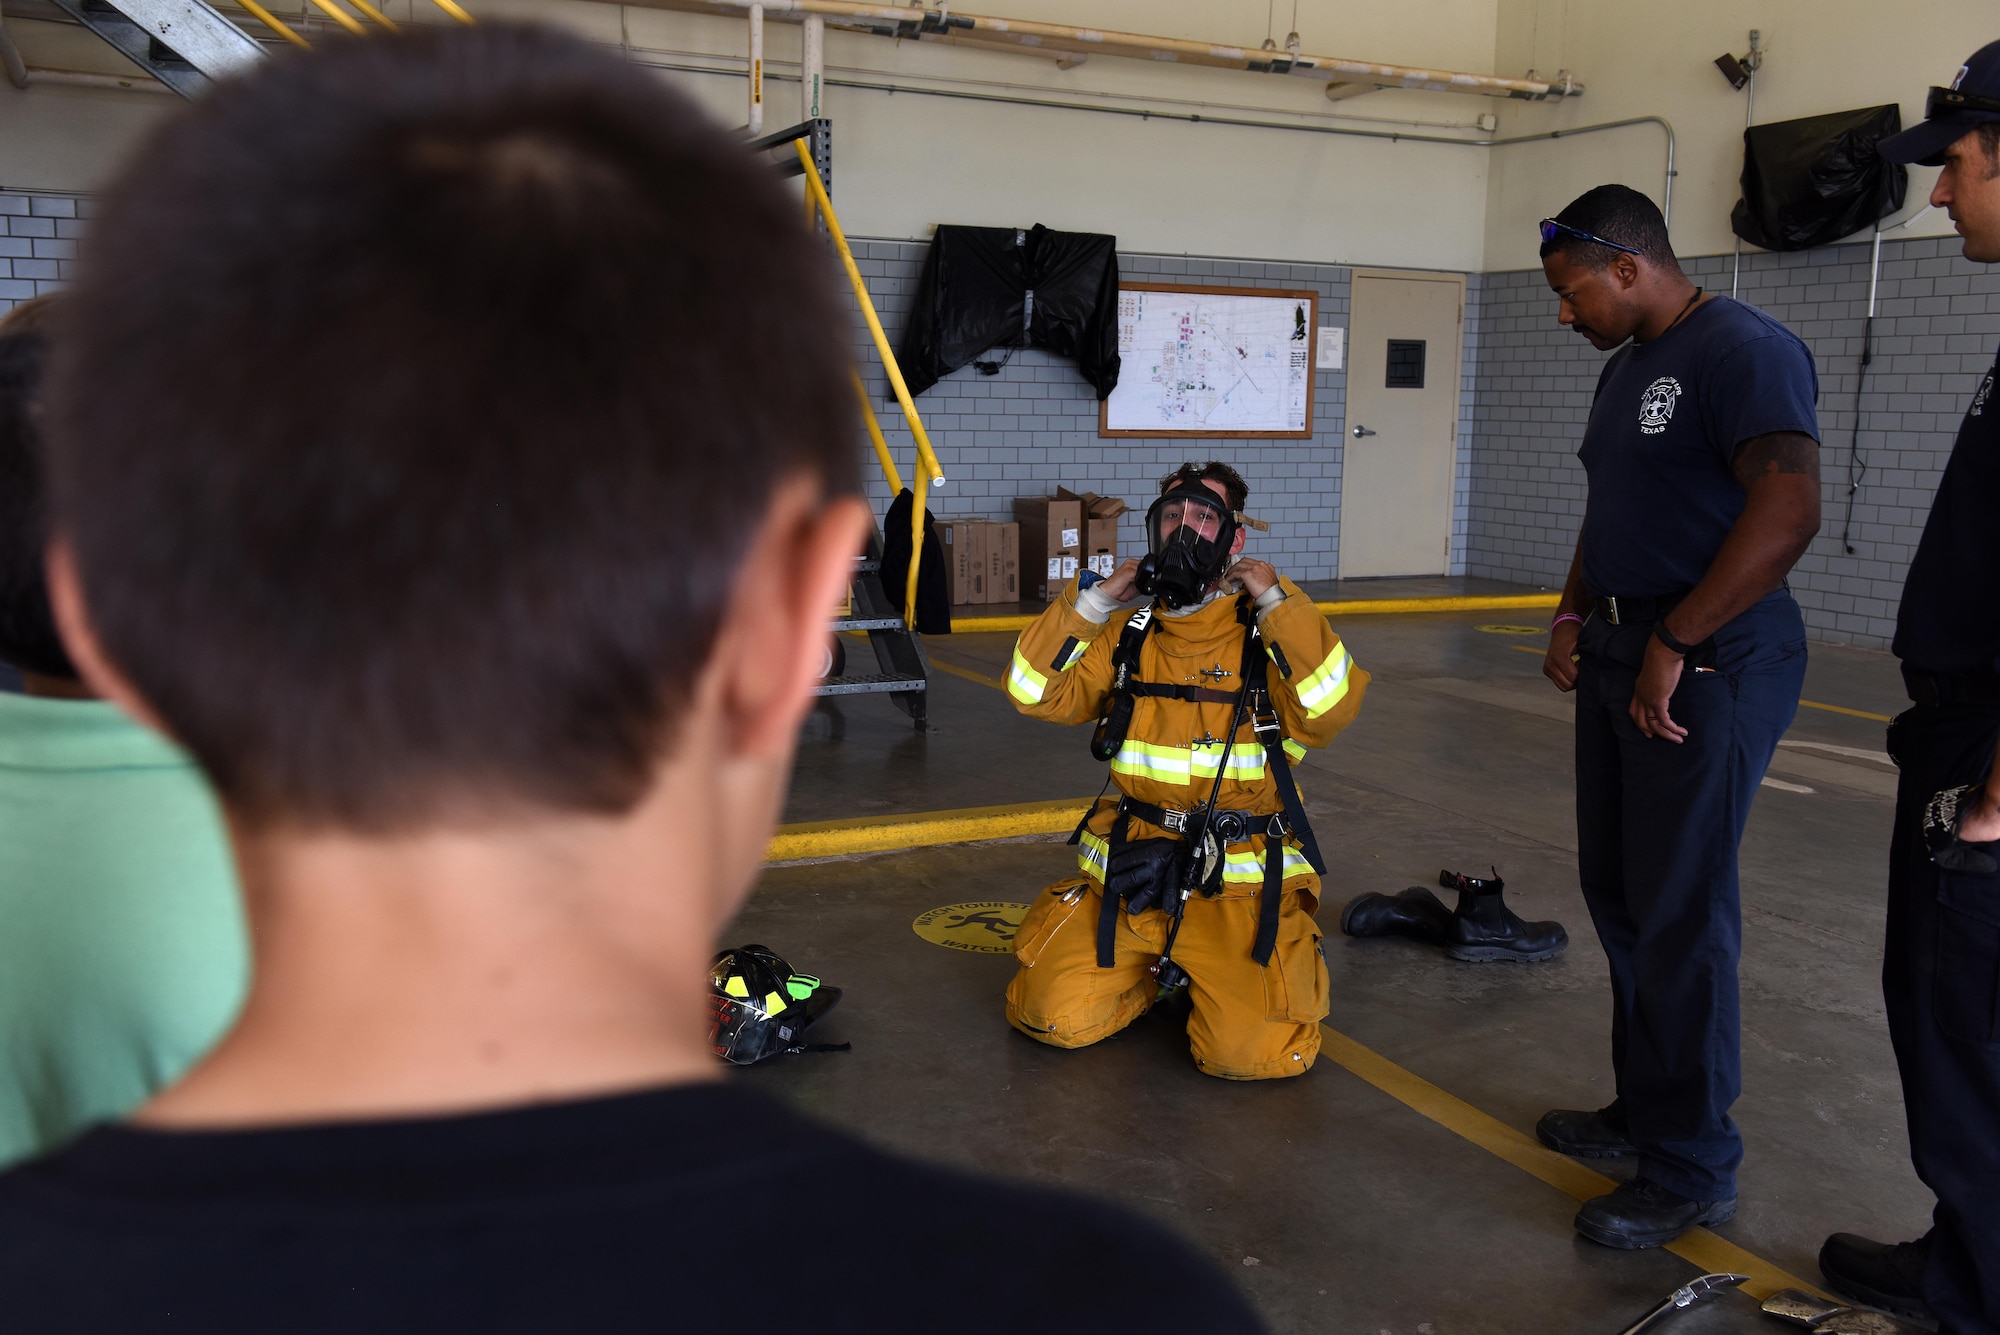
[1578,296,1820,598]
[1894,348,2000,676]
[0,1081,1265,1333]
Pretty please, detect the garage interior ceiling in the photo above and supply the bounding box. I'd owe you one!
[628,0,1586,103]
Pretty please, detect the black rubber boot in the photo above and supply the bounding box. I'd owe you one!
[1440,869,1567,962]
[1339,887,1453,943]
[1818,1230,1935,1324]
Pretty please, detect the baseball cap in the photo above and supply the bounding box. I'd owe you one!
[1880,39,2000,166]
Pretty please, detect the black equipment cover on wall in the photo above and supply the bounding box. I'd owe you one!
[879,488,952,635]
[898,224,1121,399]
[1730,104,1908,252]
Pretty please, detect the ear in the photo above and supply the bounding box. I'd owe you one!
[707,480,872,760]
[1610,253,1643,291]
[1230,526,1247,559]
[44,537,171,735]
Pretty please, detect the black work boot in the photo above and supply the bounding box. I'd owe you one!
[1819,1230,1935,1324]
[1440,868,1568,962]
[1536,1104,1635,1159]
[1574,1177,1737,1250]
[1339,886,1452,944]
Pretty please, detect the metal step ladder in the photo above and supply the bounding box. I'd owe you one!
[818,521,928,730]
[45,0,263,98]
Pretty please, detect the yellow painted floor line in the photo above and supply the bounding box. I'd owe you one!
[768,797,1089,861]
[928,658,1005,691]
[1316,1025,1823,1301]
[949,592,1560,635]
[1799,699,1893,723]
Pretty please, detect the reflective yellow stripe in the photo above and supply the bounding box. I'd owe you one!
[1058,640,1089,672]
[1189,741,1267,781]
[1221,844,1314,884]
[1007,645,1049,704]
[1296,642,1355,718]
[1111,740,1195,783]
[1283,738,1307,763]
[1077,828,1109,880]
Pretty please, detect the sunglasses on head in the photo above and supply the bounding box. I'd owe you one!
[1926,85,2000,121]
[1538,218,1642,256]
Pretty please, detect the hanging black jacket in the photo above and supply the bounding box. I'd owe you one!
[898,225,1120,399]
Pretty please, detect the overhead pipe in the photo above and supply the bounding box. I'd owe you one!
[651,54,1670,232]
[746,2,763,132]
[0,0,29,89]
[800,10,821,119]
[623,0,1584,102]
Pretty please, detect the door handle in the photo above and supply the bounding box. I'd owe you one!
[1351,425,1377,438]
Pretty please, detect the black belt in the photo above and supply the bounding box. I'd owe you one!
[1903,667,2000,708]
[1593,591,1690,626]
[1117,795,1288,843]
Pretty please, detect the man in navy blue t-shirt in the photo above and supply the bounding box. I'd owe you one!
[1818,43,2000,1335]
[1531,185,1821,1250]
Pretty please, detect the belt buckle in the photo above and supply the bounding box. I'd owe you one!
[1212,811,1249,843]
[1604,596,1620,625]
[1160,807,1188,834]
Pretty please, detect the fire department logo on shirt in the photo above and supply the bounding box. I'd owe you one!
[1972,370,1992,418]
[1638,377,1682,434]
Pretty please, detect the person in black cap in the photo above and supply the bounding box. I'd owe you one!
[1531,183,1822,1250]
[1818,39,2000,1335]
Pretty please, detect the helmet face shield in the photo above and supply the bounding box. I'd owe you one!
[1136,486,1238,609]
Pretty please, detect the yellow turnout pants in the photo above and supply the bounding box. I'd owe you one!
[1005,877,1328,1080]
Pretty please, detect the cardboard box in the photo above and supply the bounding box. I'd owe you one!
[938,520,977,606]
[994,522,1021,602]
[1085,516,1119,579]
[967,521,990,604]
[1012,496,1084,600]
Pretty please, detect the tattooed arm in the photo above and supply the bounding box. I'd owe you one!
[1630,430,1821,741]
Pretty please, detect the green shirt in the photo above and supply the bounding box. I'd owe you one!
[0,692,247,1167]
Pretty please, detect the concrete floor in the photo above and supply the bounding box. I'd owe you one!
[749,582,1928,1334]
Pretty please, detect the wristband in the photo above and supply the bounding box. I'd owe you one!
[1653,621,1697,656]
[1551,612,1583,630]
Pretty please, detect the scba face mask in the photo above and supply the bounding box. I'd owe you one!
[1135,486,1239,610]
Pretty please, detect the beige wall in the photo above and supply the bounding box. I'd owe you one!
[1481,0,1996,271]
[5,0,1992,272]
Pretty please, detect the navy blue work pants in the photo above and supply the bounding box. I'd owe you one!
[1572,592,1805,1201]
[1883,702,2000,1335]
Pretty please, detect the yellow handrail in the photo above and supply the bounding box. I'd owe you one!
[236,0,311,46]
[794,137,943,627]
[303,0,367,35]
[344,0,400,30]
[429,0,476,23]
[854,369,902,495]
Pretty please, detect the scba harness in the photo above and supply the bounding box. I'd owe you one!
[1072,596,1327,975]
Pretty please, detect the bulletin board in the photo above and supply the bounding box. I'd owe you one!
[1100,283,1317,439]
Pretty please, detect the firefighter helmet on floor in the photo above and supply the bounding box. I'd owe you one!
[707,943,845,1064]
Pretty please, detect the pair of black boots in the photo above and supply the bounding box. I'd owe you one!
[1340,869,1567,962]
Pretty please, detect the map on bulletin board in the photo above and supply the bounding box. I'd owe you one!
[1100,283,1317,438]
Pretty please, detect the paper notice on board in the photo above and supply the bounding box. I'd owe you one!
[1317,326,1344,371]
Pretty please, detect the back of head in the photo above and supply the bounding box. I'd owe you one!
[46,25,857,829]
[1540,183,1679,274]
[0,297,75,681]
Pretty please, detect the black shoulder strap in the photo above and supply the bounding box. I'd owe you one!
[1089,607,1157,762]
[1239,621,1327,966]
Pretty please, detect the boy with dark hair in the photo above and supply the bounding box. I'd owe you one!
[0,26,1262,1333]
[0,297,247,1169]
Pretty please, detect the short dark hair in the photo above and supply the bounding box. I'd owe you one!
[0,297,74,680]
[1980,123,2000,172]
[1160,461,1249,513]
[1540,183,1679,273]
[46,25,857,829]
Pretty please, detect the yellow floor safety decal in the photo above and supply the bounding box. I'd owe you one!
[1315,1024,1825,1302]
[1475,624,1547,635]
[912,901,1030,953]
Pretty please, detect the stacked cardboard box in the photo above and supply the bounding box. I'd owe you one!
[1014,489,1132,599]
[937,519,1021,607]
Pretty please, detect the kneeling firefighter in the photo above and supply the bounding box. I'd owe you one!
[1004,462,1369,1079]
